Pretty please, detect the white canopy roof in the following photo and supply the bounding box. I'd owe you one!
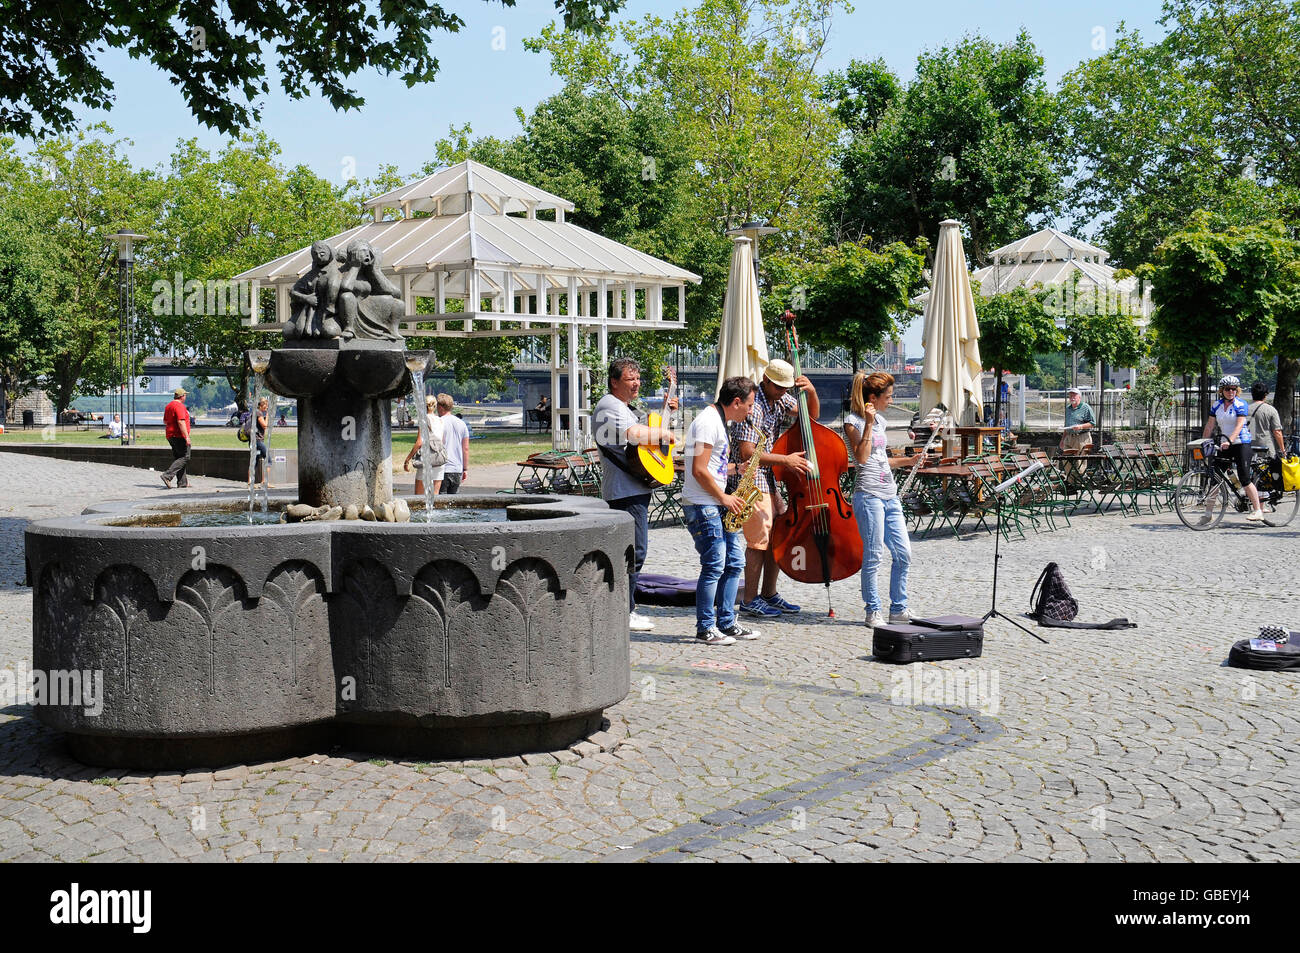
[362,160,575,217]
[914,226,1150,323]
[233,161,700,338]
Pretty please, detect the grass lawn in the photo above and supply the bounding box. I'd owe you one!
[1,424,554,468]
[391,431,552,467]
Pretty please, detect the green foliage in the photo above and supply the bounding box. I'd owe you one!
[826,31,1061,260]
[975,286,1064,377]
[145,132,361,403]
[765,237,929,364]
[0,126,164,416]
[0,202,52,419]
[0,1,626,138]
[1056,1,1300,266]
[1145,212,1293,374]
[528,0,844,249]
[1121,360,1177,442]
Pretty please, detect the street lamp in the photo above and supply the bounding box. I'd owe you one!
[724,220,778,277]
[111,231,147,446]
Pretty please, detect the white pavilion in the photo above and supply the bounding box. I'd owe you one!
[234,160,701,448]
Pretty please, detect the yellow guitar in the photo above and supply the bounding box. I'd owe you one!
[633,366,678,487]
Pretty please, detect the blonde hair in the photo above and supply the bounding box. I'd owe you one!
[436,393,454,412]
[850,371,894,418]
[424,395,436,409]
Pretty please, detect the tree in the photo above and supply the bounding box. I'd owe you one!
[764,238,929,370]
[825,32,1061,262]
[1056,1,1300,266]
[1143,211,1294,417]
[0,204,52,422]
[426,85,718,387]
[0,126,164,418]
[528,0,844,250]
[973,286,1064,425]
[145,132,360,405]
[0,0,625,138]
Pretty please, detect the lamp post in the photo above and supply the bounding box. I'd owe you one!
[111,231,147,446]
[725,220,778,281]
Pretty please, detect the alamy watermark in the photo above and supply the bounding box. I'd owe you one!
[1,662,103,715]
[891,667,1001,715]
[151,272,254,317]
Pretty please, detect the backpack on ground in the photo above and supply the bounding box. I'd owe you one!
[1027,562,1136,630]
[1228,633,1300,671]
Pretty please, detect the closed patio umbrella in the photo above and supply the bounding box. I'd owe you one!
[921,220,983,428]
[716,237,769,394]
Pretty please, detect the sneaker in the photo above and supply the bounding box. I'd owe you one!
[1196,514,1213,526]
[889,610,912,624]
[721,622,760,641]
[740,596,781,618]
[866,611,886,628]
[696,627,736,646]
[628,611,655,632]
[1245,508,1266,522]
[764,593,802,614]
[160,474,174,489]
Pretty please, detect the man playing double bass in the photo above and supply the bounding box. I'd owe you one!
[734,359,818,617]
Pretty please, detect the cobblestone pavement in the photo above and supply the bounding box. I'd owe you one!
[2,451,1297,862]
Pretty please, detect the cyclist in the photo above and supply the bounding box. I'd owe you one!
[1200,375,1264,522]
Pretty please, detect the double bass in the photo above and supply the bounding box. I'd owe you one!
[769,311,862,616]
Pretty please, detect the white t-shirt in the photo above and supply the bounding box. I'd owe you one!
[683,404,731,505]
[844,412,895,499]
[107,419,123,437]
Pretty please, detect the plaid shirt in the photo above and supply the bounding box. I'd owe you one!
[733,385,797,493]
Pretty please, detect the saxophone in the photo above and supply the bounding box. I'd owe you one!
[723,431,768,532]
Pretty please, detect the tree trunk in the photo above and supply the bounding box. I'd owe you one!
[851,344,859,372]
[1278,354,1299,435]
[993,365,1003,427]
[1199,357,1209,425]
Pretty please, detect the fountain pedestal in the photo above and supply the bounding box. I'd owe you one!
[264,343,411,511]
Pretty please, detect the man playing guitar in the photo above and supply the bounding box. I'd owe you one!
[593,358,679,632]
[733,359,817,617]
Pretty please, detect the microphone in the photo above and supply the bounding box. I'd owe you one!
[992,460,1044,495]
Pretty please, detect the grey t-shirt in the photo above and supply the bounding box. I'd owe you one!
[594,394,650,502]
[1249,400,1283,455]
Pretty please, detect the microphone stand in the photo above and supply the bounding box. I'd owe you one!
[982,462,1049,644]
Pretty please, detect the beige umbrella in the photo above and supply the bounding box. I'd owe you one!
[921,220,983,427]
[716,237,769,394]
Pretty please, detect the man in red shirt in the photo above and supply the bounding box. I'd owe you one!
[161,387,191,488]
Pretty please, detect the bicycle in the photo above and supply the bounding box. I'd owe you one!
[1174,440,1298,530]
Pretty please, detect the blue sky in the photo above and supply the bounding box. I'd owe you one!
[60,0,1169,354]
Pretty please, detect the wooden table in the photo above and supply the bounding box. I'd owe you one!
[953,426,1003,460]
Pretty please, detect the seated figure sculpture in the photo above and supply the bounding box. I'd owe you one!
[337,239,405,341]
[286,240,343,339]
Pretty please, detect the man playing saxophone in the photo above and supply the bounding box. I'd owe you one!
[734,360,817,617]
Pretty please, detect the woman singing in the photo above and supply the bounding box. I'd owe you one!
[844,371,912,629]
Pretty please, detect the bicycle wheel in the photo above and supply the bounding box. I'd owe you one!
[1174,468,1226,530]
[1264,489,1299,527]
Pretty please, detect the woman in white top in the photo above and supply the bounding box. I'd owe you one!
[403,394,445,496]
[843,370,911,629]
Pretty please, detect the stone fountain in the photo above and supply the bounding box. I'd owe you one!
[25,238,633,768]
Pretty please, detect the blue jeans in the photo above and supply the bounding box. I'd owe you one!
[607,494,650,611]
[852,491,911,614]
[683,504,745,633]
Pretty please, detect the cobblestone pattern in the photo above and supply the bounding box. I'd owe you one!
[2,452,1298,862]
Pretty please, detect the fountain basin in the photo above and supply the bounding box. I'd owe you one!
[26,493,633,767]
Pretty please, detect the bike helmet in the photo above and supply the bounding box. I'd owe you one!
[1218,374,1240,390]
